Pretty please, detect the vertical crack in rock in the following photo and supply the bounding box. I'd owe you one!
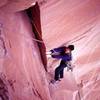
[0,24,7,58]
[0,74,9,100]
[32,88,44,100]
[31,81,44,100]
[8,80,16,92]
[25,2,47,71]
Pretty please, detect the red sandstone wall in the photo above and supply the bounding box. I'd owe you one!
[0,0,100,100]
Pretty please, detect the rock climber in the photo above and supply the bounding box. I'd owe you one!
[47,45,74,83]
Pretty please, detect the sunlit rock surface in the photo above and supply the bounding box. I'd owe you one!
[0,0,100,100]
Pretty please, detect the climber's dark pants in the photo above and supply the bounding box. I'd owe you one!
[54,63,67,81]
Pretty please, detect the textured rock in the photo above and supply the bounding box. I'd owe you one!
[40,0,100,100]
[0,0,100,100]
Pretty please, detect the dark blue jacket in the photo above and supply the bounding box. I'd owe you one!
[50,46,66,53]
[52,53,72,62]
[51,46,72,62]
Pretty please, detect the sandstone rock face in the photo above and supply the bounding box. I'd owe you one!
[0,0,100,100]
[0,1,50,100]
